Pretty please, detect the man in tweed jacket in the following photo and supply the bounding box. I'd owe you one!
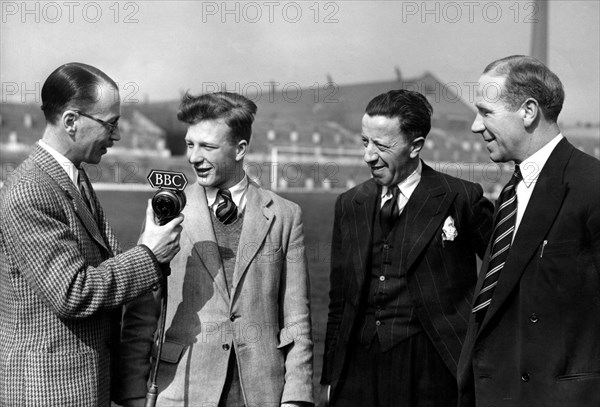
[0,63,183,407]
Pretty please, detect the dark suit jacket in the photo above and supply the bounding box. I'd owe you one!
[0,144,162,407]
[321,162,493,400]
[457,138,600,407]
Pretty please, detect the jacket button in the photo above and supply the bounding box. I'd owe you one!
[222,343,230,351]
[152,284,159,291]
[375,320,381,327]
[383,244,389,250]
[521,373,530,382]
[230,313,238,322]
[529,313,539,323]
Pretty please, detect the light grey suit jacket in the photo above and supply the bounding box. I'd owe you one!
[118,181,314,406]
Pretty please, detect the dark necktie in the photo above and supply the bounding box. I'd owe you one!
[77,168,98,222]
[472,165,522,315]
[380,186,400,237]
[216,189,238,225]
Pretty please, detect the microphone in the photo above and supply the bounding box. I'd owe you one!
[145,170,188,407]
[147,169,188,225]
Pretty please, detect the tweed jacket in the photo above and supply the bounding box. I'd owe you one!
[457,139,600,407]
[0,144,162,407]
[118,181,314,406]
[321,162,493,401]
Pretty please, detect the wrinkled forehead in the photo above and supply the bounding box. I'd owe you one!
[475,73,507,104]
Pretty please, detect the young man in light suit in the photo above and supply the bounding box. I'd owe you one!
[118,92,314,407]
[321,90,493,406]
[458,55,600,407]
[0,63,182,407]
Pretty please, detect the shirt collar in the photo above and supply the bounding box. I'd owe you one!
[519,134,564,188]
[381,160,422,199]
[206,174,249,210]
[38,139,79,186]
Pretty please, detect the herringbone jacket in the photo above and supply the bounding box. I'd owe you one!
[0,144,162,407]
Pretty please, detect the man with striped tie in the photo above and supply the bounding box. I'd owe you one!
[118,92,313,407]
[458,55,600,407]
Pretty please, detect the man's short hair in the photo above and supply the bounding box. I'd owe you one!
[365,89,433,142]
[484,55,564,122]
[177,92,258,144]
[41,62,118,125]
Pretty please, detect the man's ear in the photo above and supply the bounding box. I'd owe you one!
[521,98,540,127]
[62,110,78,138]
[410,137,425,158]
[236,139,248,161]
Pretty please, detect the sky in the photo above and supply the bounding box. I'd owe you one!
[1,0,599,125]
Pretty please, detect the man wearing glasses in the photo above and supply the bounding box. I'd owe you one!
[0,62,183,406]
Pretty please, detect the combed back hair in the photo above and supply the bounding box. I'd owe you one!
[41,62,118,125]
[484,55,564,122]
[365,89,433,141]
[177,92,258,143]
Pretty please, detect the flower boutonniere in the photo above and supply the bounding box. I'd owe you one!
[441,216,458,247]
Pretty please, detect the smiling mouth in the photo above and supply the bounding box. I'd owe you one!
[195,167,212,176]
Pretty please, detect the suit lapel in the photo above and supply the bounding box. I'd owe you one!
[478,139,573,333]
[403,163,457,271]
[231,182,274,300]
[32,145,109,252]
[350,180,378,291]
[182,183,230,301]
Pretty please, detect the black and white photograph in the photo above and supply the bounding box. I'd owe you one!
[1,1,599,406]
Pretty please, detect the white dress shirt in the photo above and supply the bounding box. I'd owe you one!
[38,140,79,186]
[206,175,249,215]
[380,160,422,214]
[513,134,564,238]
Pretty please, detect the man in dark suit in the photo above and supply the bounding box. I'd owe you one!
[321,89,494,407]
[0,63,183,406]
[457,55,600,407]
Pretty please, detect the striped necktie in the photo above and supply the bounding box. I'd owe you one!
[472,165,522,315]
[380,186,400,237]
[77,168,98,222]
[216,189,238,225]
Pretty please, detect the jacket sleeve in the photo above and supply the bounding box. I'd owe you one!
[116,290,161,403]
[279,203,315,404]
[321,194,345,385]
[465,182,494,262]
[2,178,162,320]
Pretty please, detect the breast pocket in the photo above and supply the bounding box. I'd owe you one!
[257,242,283,265]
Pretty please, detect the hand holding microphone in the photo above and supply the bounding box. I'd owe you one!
[139,200,183,264]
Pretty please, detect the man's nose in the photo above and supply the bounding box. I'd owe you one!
[471,114,484,134]
[363,142,378,163]
[188,147,203,164]
[111,127,121,141]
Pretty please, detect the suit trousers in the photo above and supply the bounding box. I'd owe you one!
[333,331,457,407]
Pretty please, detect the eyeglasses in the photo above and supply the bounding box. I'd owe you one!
[74,110,119,135]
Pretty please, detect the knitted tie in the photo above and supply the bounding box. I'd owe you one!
[380,186,400,237]
[472,165,522,315]
[77,168,98,222]
[216,189,238,225]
